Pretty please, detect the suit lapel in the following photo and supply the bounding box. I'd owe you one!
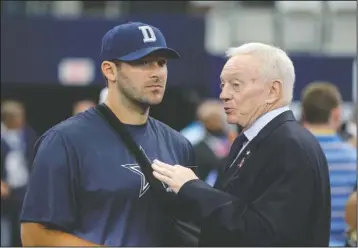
[214,135,246,187]
[218,138,259,189]
[216,110,296,190]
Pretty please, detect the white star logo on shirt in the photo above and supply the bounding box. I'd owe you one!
[121,164,150,197]
[121,146,169,197]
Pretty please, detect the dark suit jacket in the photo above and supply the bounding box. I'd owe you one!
[177,111,331,246]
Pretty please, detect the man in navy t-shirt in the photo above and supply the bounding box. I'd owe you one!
[20,22,195,246]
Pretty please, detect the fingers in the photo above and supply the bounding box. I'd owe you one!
[153,171,172,185]
[152,163,173,178]
[153,159,175,171]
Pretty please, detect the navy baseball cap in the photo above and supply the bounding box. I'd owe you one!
[100,22,180,62]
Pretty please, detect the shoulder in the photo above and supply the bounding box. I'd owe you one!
[339,142,357,157]
[37,109,100,149]
[46,108,100,138]
[34,129,72,157]
[55,109,98,134]
[266,121,326,169]
[148,117,192,149]
[272,121,321,149]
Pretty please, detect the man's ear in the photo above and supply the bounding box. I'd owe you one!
[101,61,117,84]
[266,80,282,104]
[330,107,342,129]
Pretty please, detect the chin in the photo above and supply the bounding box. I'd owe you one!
[226,115,238,125]
[147,97,164,106]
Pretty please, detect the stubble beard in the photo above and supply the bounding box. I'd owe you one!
[116,79,165,113]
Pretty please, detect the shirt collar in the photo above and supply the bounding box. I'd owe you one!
[308,129,336,136]
[244,105,290,142]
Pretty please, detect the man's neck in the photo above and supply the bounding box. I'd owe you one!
[105,94,149,125]
[2,124,22,131]
[303,123,336,135]
[242,102,285,132]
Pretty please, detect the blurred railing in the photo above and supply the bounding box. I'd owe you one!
[273,1,356,54]
[2,1,356,55]
[198,1,356,55]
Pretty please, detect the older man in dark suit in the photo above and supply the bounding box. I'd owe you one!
[152,42,331,246]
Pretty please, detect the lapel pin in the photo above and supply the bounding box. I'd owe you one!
[238,158,245,168]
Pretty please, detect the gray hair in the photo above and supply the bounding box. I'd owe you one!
[226,42,295,104]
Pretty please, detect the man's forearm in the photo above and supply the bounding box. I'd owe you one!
[21,223,102,246]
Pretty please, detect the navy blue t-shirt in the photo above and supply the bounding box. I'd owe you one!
[20,107,194,246]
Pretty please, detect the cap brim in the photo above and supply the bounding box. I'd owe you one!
[118,47,180,62]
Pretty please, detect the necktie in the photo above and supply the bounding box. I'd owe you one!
[226,133,248,170]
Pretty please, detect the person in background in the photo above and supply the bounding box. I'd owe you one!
[301,82,357,246]
[72,100,96,115]
[1,100,37,247]
[1,101,37,162]
[338,104,356,147]
[227,124,240,144]
[180,121,206,146]
[99,87,108,104]
[345,185,357,247]
[346,105,356,147]
[180,100,239,149]
[1,139,12,247]
[193,99,231,185]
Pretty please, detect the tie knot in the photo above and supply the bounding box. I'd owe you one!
[231,133,248,151]
[235,133,248,145]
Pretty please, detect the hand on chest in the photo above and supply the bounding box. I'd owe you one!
[80,144,180,199]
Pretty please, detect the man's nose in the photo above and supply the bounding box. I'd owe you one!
[150,75,160,82]
[150,63,166,79]
[219,84,231,102]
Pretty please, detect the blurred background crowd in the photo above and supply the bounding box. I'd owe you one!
[1,1,357,247]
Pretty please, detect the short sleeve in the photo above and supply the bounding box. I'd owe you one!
[20,130,79,232]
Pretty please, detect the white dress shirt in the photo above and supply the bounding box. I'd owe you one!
[2,128,29,188]
[240,105,291,155]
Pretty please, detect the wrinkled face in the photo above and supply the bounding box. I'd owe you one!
[219,54,274,127]
[103,55,168,107]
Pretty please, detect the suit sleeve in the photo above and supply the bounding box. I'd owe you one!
[170,139,200,246]
[173,140,199,217]
[178,143,316,246]
[182,139,197,174]
[20,130,79,232]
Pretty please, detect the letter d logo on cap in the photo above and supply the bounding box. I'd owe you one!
[138,26,157,43]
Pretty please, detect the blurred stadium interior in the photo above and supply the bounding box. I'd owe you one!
[0,1,357,247]
[1,1,356,134]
